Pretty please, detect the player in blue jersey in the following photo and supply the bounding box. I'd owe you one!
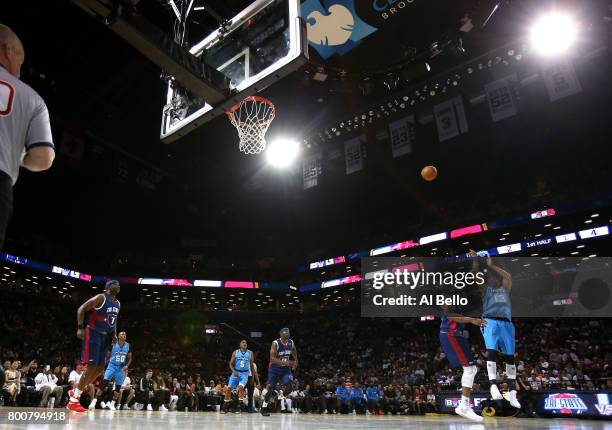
[261,327,298,416]
[223,340,257,413]
[439,304,487,422]
[67,280,121,413]
[471,251,521,409]
[101,331,132,411]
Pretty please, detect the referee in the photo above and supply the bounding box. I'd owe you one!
[0,24,55,249]
[0,24,55,387]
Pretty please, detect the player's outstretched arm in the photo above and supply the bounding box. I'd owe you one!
[468,250,485,296]
[486,255,513,291]
[442,304,487,327]
[76,294,104,339]
[448,316,487,327]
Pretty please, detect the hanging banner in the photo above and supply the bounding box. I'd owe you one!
[485,73,519,122]
[344,135,365,175]
[541,59,582,102]
[434,96,469,142]
[302,152,322,189]
[388,115,415,158]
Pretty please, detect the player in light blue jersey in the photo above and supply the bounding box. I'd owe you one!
[101,331,131,411]
[472,251,521,409]
[224,340,256,413]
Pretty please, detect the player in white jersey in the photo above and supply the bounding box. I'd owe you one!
[0,25,55,248]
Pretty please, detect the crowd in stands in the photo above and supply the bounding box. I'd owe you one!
[1,293,610,416]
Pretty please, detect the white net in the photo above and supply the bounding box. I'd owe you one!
[227,96,276,154]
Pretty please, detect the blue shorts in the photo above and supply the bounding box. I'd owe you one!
[81,328,112,366]
[481,319,515,355]
[228,371,249,389]
[268,366,292,389]
[440,332,474,368]
[103,365,126,386]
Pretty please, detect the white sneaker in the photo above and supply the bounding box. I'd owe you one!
[89,399,98,410]
[504,390,521,408]
[455,405,483,422]
[490,385,503,400]
[109,402,116,411]
[100,401,107,409]
[122,404,130,410]
[160,405,168,412]
[147,404,153,411]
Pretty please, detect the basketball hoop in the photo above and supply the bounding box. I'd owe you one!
[226,96,276,155]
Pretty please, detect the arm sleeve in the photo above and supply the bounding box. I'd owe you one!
[25,97,54,151]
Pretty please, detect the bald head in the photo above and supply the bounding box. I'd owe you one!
[0,24,24,78]
[0,25,22,50]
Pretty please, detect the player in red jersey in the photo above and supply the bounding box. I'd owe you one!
[67,280,121,412]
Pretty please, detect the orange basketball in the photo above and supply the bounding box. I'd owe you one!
[421,165,438,181]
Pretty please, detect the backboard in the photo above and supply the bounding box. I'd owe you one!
[161,0,308,143]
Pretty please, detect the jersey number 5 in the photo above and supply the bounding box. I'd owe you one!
[0,81,15,116]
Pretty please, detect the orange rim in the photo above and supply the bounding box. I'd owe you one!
[226,95,276,117]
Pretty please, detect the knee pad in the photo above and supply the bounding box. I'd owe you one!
[461,365,478,389]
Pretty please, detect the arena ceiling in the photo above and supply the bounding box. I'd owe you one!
[3,0,612,276]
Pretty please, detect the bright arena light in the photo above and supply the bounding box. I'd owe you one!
[529,13,578,56]
[266,138,300,168]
